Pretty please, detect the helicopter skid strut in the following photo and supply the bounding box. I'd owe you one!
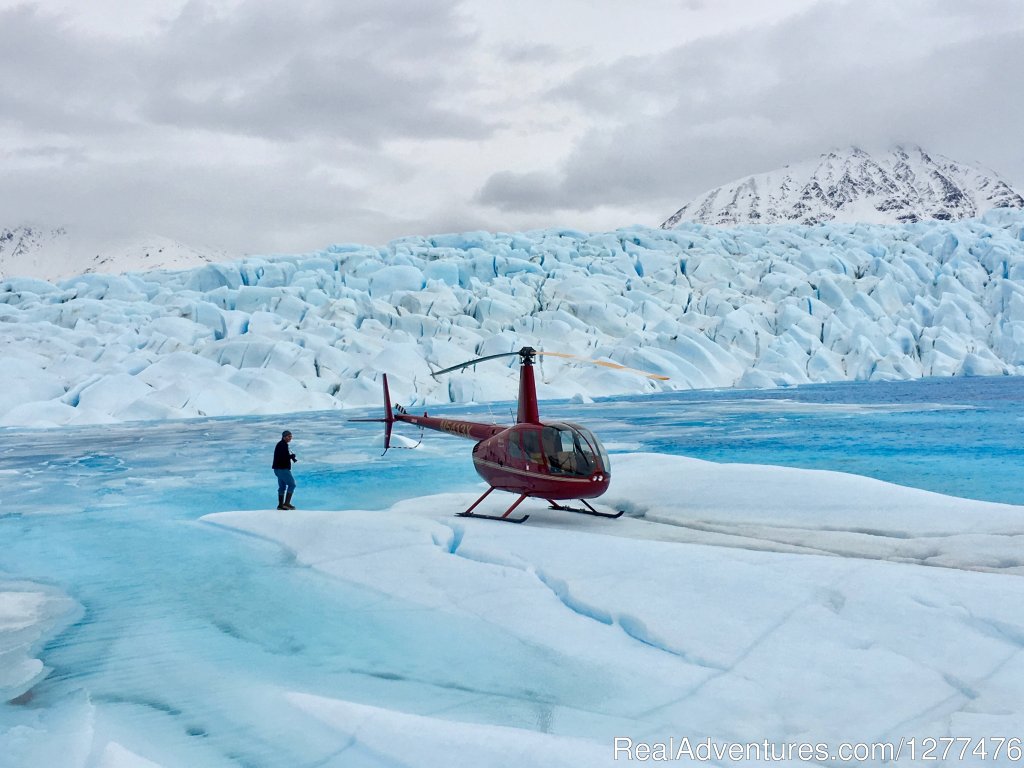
[546,499,625,518]
[456,488,530,524]
[455,488,625,524]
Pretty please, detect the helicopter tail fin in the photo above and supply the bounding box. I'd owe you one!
[382,373,394,451]
[347,373,396,453]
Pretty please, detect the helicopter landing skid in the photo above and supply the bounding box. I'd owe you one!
[546,499,624,518]
[456,511,530,524]
[456,489,530,524]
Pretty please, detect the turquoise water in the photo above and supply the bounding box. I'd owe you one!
[2,375,1022,765]
[578,375,1024,505]
[1,419,584,766]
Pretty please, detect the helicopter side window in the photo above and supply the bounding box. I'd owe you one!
[506,433,523,461]
[521,430,543,466]
[542,427,561,470]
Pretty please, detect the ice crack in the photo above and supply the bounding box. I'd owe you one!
[534,568,725,671]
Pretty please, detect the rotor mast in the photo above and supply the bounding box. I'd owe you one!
[516,347,540,424]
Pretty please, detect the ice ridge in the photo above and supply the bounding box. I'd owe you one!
[2,210,1024,426]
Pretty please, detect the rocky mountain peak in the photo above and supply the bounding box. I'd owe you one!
[661,145,1024,229]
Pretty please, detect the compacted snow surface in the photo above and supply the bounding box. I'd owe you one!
[2,379,1024,767]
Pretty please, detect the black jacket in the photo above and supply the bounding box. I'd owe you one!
[273,439,295,469]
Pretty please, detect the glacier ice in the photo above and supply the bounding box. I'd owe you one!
[3,386,1024,766]
[2,211,1024,425]
[196,454,1024,765]
[0,582,81,704]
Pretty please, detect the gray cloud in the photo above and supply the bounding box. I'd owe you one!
[0,0,494,145]
[0,6,140,135]
[478,0,1024,220]
[3,0,1023,252]
[4,149,365,251]
[140,0,495,144]
[0,0,501,251]
[477,170,566,213]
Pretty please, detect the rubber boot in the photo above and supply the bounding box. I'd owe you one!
[277,492,287,510]
[284,491,295,510]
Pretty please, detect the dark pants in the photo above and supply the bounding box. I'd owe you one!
[274,469,296,494]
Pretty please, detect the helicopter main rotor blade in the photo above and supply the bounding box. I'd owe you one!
[429,345,669,381]
[430,351,521,378]
[537,351,670,380]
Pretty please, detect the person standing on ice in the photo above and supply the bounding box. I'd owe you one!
[273,430,298,510]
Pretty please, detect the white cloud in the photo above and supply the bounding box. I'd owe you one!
[1,0,1021,252]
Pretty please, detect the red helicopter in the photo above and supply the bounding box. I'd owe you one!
[355,346,668,524]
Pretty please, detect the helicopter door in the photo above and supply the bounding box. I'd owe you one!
[502,428,543,470]
[520,429,544,470]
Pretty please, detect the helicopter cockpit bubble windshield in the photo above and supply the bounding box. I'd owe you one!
[541,422,610,478]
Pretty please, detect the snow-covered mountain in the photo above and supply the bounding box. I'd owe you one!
[3,209,1024,427]
[77,235,226,277]
[0,226,72,281]
[661,146,1024,229]
[0,226,226,282]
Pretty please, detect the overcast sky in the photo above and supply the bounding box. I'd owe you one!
[2,0,1022,254]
